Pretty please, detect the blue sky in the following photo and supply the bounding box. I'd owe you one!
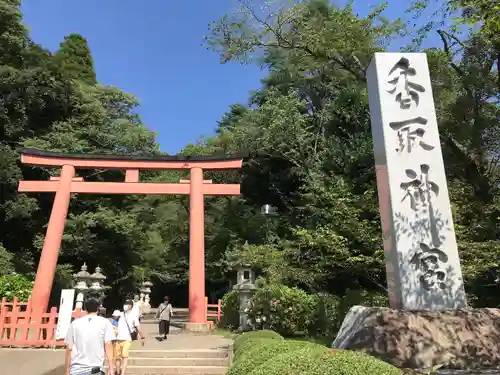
[21,0,420,154]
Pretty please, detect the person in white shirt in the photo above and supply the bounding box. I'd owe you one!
[132,295,143,322]
[114,299,144,375]
[64,298,115,375]
[154,296,174,341]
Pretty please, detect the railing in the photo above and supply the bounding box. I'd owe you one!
[205,297,222,328]
[0,297,86,347]
[0,296,223,345]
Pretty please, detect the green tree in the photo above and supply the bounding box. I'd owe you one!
[204,0,500,305]
[0,244,14,276]
[0,0,162,307]
[1,0,499,312]
[54,34,97,84]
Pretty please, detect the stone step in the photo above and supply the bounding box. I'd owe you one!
[128,357,229,366]
[109,365,228,374]
[128,349,230,359]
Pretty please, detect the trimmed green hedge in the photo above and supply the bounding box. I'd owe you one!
[229,329,401,375]
[249,347,401,375]
[249,346,401,375]
[248,344,329,375]
[229,339,317,375]
[234,337,277,359]
[233,330,283,355]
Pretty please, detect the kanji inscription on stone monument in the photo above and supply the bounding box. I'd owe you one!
[367,53,467,310]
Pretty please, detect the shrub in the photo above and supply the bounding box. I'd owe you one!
[229,339,318,375]
[309,292,341,338]
[250,347,400,375]
[233,330,283,355]
[0,274,33,302]
[248,284,317,336]
[220,290,239,329]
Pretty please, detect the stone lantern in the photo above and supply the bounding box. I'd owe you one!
[73,263,91,309]
[140,280,153,314]
[90,266,107,316]
[233,242,258,331]
[89,266,108,310]
[89,266,106,291]
[73,264,108,311]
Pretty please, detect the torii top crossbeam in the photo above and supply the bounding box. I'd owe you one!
[19,147,244,170]
[17,148,244,330]
[19,148,243,195]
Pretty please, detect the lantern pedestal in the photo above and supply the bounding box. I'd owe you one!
[139,281,153,315]
[234,266,257,332]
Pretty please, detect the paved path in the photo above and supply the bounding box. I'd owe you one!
[134,319,232,351]
[0,318,232,375]
[0,348,64,375]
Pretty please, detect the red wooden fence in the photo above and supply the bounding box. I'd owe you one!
[0,297,86,347]
[205,297,222,328]
[0,296,223,347]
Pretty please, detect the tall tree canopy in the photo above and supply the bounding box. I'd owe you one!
[53,34,97,84]
[202,0,500,304]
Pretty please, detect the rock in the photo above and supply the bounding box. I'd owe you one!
[332,306,500,369]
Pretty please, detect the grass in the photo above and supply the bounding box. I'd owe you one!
[212,327,236,338]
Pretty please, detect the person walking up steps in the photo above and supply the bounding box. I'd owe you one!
[64,297,115,375]
[132,295,143,322]
[114,300,145,375]
[155,296,173,341]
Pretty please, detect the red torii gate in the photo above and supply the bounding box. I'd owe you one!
[17,148,243,331]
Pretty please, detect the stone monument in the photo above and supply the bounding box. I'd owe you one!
[332,53,500,370]
[368,52,467,310]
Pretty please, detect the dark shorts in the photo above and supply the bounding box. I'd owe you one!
[159,319,170,335]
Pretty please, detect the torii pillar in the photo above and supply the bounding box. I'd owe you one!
[30,165,75,314]
[181,172,212,329]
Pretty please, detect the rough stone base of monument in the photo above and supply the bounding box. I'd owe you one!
[183,322,213,333]
[332,306,500,370]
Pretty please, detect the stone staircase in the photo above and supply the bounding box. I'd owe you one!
[106,312,232,374]
[119,348,230,374]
